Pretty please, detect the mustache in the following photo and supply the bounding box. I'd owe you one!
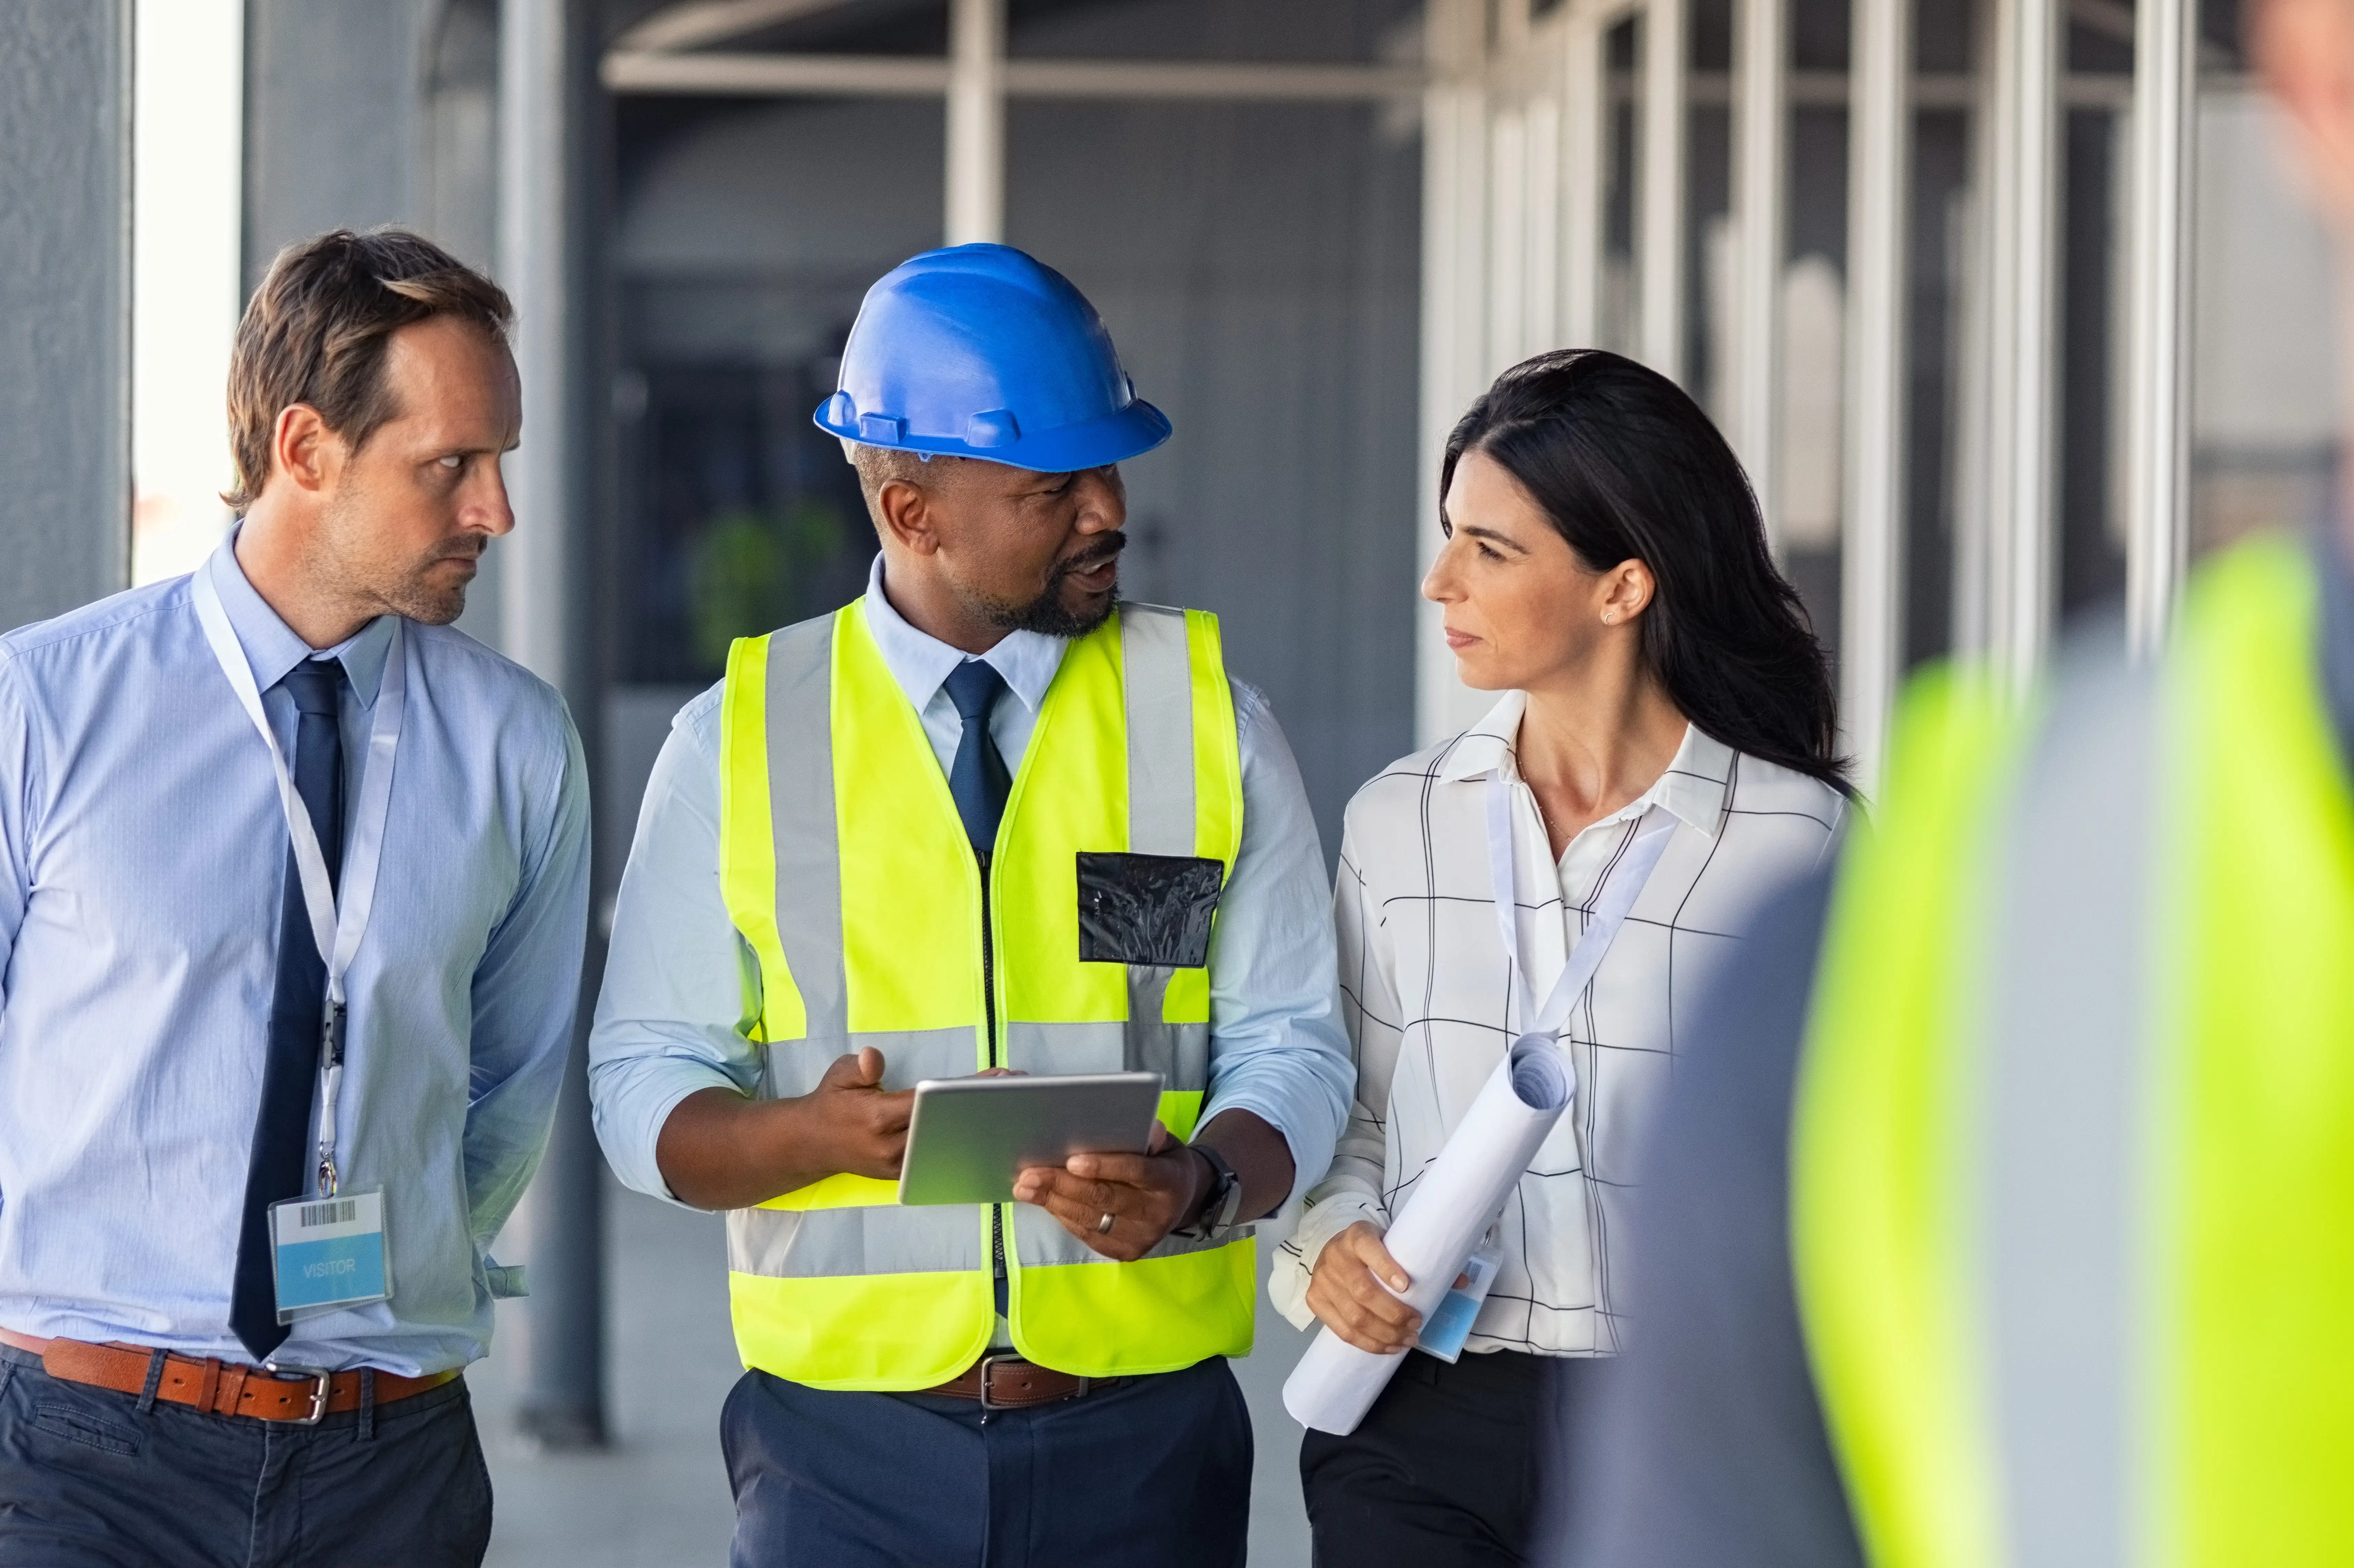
[1049,533,1126,581]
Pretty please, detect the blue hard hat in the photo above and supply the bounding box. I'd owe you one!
[815,244,1171,473]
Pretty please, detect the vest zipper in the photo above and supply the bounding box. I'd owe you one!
[980,850,1009,1310]
[979,849,999,1068]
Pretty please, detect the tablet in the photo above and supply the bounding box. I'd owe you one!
[895,1072,1164,1207]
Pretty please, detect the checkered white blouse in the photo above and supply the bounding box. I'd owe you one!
[1271,691,1848,1357]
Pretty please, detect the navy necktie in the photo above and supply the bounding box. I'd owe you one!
[944,659,1011,857]
[229,658,346,1361]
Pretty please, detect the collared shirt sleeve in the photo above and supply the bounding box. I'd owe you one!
[0,652,33,1013]
[1269,804,1400,1328]
[587,685,760,1207]
[1197,682,1355,1213]
[461,702,593,1248]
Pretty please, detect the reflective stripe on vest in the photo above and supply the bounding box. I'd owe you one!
[716,598,1254,1390]
[1791,535,2354,1567]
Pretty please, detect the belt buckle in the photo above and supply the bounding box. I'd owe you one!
[976,1352,1087,1410]
[267,1364,334,1425]
[975,1352,1025,1410]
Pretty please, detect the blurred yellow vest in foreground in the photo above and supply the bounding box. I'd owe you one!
[1795,535,2354,1567]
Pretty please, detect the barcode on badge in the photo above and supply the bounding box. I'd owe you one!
[299,1199,358,1228]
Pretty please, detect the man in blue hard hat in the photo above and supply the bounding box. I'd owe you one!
[589,244,1352,1564]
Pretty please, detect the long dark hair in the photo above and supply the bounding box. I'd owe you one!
[1442,348,1850,792]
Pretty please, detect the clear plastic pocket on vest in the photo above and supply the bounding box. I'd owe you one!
[1075,852,1225,968]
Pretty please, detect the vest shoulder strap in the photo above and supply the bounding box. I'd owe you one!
[718,611,843,1044]
[1114,602,1243,871]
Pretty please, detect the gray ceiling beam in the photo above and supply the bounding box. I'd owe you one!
[613,0,863,55]
[603,49,1428,101]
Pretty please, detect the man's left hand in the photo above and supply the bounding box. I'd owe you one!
[1012,1121,1207,1262]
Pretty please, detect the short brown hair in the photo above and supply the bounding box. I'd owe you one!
[223,227,514,511]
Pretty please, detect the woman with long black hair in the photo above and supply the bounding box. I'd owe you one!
[1271,348,1852,1565]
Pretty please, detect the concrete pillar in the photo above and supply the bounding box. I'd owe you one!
[501,0,612,1451]
[240,0,514,650]
[0,2,132,629]
[240,0,428,290]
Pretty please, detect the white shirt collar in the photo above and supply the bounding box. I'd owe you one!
[856,551,1068,716]
[205,531,396,704]
[1437,689,1734,840]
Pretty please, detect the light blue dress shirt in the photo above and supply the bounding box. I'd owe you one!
[590,552,1353,1214]
[0,540,591,1375]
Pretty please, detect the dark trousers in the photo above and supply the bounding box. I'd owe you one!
[0,1344,491,1568]
[722,1357,1252,1568]
[1301,1349,1605,1568]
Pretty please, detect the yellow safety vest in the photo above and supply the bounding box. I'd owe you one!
[1791,534,2354,1566]
[715,596,1256,1391]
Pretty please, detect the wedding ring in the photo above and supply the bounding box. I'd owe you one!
[1096,1211,1115,1235]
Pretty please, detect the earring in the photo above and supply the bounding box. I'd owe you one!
[1603,612,1618,625]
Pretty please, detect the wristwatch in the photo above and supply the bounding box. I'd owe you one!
[1175,1144,1245,1242]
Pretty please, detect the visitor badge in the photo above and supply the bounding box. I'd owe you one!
[1415,1230,1506,1364]
[269,1188,391,1323]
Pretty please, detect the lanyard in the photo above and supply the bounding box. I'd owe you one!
[192,559,406,1197]
[1485,772,1676,1053]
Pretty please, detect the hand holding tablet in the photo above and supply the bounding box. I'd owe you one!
[895,1071,1164,1206]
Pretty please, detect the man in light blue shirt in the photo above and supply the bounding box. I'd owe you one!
[0,230,589,1568]
[588,244,1350,1565]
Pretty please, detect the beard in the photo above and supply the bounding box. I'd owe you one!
[968,532,1126,638]
[317,486,484,626]
[386,542,484,625]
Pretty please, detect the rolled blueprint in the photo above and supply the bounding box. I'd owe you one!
[1282,1035,1574,1435]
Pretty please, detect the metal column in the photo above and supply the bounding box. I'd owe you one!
[1416,0,1492,748]
[1730,0,1788,540]
[1484,2,1561,370]
[1638,0,1689,380]
[2125,0,2196,658]
[945,0,1006,245]
[1521,83,1563,359]
[1984,0,2063,691]
[1840,0,1912,794]
[0,1,132,629]
[1489,106,1531,371]
[1559,6,1606,349]
[501,0,610,1450]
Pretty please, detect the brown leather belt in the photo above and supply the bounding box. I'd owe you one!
[0,1328,458,1426]
[921,1352,1121,1410]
